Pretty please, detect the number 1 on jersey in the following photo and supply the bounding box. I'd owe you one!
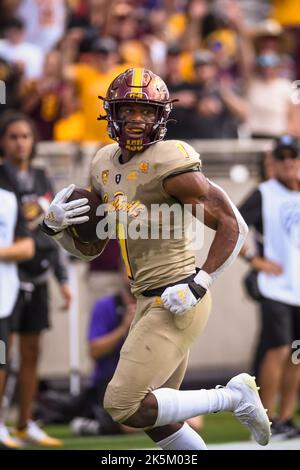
[117,223,134,279]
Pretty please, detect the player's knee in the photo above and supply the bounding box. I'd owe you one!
[103,383,157,428]
[124,393,158,428]
[103,384,119,421]
[103,382,140,424]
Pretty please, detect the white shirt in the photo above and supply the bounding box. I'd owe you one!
[17,0,66,53]
[247,78,292,136]
[0,188,20,319]
[0,40,43,79]
[258,179,300,305]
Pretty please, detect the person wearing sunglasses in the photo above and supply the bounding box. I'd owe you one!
[239,135,300,440]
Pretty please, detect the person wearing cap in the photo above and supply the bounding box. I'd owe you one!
[251,19,284,56]
[251,20,295,82]
[239,135,300,439]
[164,44,199,140]
[189,49,248,139]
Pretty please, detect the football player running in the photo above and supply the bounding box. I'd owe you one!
[42,68,271,450]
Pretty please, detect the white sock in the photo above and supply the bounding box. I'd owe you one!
[152,387,241,427]
[157,422,207,450]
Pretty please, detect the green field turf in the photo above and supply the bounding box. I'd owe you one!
[24,412,253,450]
[20,411,300,450]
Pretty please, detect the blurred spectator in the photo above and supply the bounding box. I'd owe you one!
[142,8,169,74]
[64,36,131,143]
[0,159,34,449]
[205,28,238,74]
[271,0,300,25]
[250,19,295,80]
[88,0,111,31]
[53,83,85,142]
[17,0,66,53]
[252,19,285,55]
[0,111,71,447]
[271,0,300,79]
[0,0,20,34]
[235,0,270,25]
[21,50,66,140]
[164,44,198,139]
[68,278,137,436]
[66,0,89,19]
[102,2,150,67]
[87,274,136,414]
[0,58,23,116]
[103,1,140,40]
[63,0,108,64]
[239,135,300,439]
[69,289,135,435]
[189,50,248,139]
[245,51,300,138]
[207,1,256,85]
[0,18,44,80]
[180,0,209,52]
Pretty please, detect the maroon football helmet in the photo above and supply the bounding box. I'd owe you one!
[98,68,173,151]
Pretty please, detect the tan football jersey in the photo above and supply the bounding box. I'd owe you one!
[91,139,202,295]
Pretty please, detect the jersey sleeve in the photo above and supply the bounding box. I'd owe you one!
[155,140,202,182]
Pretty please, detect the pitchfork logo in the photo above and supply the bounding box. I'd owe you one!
[281,201,300,249]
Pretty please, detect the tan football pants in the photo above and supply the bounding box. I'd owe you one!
[103,292,212,424]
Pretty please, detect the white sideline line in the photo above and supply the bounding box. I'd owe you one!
[139,437,300,451]
[207,437,300,450]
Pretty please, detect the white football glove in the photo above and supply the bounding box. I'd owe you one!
[161,270,212,315]
[161,283,199,316]
[44,184,90,233]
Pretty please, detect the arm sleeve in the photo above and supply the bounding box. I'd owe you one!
[205,180,248,281]
[238,189,263,234]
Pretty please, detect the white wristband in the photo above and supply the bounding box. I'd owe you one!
[194,270,212,290]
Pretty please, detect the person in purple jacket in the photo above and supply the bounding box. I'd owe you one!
[88,279,136,400]
[69,273,136,436]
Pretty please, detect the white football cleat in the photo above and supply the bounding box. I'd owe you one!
[226,373,271,446]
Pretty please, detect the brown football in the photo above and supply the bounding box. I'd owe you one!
[66,188,105,243]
